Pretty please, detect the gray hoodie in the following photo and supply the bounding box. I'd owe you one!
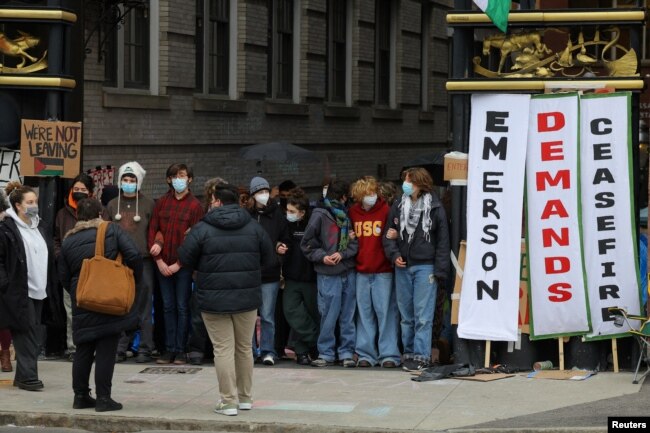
[7,207,48,300]
[300,207,358,276]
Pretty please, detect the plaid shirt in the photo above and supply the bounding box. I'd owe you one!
[148,190,204,266]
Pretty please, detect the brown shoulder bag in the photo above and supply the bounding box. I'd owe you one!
[76,221,136,316]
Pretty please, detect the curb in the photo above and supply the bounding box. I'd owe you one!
[0,411,436,433]
[0,412,610,433]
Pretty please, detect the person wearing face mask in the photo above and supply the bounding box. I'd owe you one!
[383,167,450,373]
[54,173,105,362]
[148,163,204,365]
[0,182,63,391]
[301,180,358,368]
[281,188,319,365]
[178,183,274,416]
[106,162,156,363]
[277,180,297,212]
[247,176,291,365]
[348,176,400,368]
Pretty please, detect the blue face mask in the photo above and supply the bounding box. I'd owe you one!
[402,181,414,196]
[171,178,188,193]
[121,182,137,194]
[286,213,301,223]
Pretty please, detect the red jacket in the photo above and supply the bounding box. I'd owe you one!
[348,198,392,274]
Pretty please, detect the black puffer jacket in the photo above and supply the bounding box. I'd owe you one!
[249,201,291,283]
[58,219,143,345]
[0,217,64,331]
[178,204,275,314]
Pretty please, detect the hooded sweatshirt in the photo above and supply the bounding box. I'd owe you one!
[348,198,392,274]
[7,207,48,300]
[300,207,358,276]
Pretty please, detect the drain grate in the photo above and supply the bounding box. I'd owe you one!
[139,366,202,374]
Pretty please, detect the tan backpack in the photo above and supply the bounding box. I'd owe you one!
[76,221,135,316]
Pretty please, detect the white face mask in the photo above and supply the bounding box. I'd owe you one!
[362,194,378,208]
[254,192,270,206]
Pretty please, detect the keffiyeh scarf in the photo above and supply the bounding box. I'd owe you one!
[399,193,433,243]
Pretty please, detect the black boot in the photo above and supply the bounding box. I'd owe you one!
[73,391,96,409]
[95,396,123,412]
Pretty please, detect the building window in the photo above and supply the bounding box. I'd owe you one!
[421,3,431,111]
[375,0,394,107]
[196,0,235,95]
[267,0,300,101]
[328,0,347,102]
[104,1,155,91]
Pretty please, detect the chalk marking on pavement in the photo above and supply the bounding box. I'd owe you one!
[365,406,392,417]
[253,400,356,413]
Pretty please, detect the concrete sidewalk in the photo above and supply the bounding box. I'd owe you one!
[0,360,643,433]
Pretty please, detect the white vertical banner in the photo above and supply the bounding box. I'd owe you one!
[458,94,530,341]
[580,92,642,339]
[526,93,591,339]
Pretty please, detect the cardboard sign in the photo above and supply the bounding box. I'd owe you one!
[0,147,22,187]
[20,119,81,178]
[443,152,468,184]
[452,240,530,334]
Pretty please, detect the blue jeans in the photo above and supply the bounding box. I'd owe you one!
[355,272,400,366]
[157,266,193,354]
[395,264,436,361]
[253,281,280,359]
[316,271,356,362]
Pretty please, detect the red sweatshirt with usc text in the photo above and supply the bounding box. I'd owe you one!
[348,198,393,274]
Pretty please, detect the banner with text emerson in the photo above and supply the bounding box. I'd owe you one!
[458,94,530,341]
[526,93,591,340]
[580,92,642,340]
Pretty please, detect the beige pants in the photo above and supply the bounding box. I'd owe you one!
[202,309,256,405]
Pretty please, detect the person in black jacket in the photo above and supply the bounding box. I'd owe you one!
[58,198,143,412]
[0,182,63,391]
[248,176,291,365]
[178,183,274,416]
[383,167,450,373]
[282,188,319,365]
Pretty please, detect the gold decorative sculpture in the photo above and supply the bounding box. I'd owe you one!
[0,31,47,74]
[475,27,638,79]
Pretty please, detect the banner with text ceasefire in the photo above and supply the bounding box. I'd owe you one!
[580,93,641,340]
[458,94,530,341]
[526,93,591,339]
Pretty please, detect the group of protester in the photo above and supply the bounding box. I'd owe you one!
[0,161,450,417]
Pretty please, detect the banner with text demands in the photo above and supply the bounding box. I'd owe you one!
[458,94,530,341]
[580,92,642,340]
[526,93,591,340]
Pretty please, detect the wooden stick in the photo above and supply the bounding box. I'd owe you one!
[484,340,491,368]
[612,338,619,373]
[558,338,565,371]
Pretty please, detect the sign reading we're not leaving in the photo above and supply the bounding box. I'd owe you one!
[20,119,81,178]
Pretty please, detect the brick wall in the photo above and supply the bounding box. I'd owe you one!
[82,0,451,196]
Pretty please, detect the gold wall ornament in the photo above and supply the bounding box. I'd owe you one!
[476,27,639,79]
[0,31,48,74]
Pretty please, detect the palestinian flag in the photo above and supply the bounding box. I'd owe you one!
[474,0,511,33]
[34,157,64,176]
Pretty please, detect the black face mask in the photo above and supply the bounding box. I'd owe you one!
[72,192,88,202]
[280,197,288,210]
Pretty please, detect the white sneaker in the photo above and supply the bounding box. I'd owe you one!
[262,354,275,365]
[239,400,253,410]
[214,402,238,416]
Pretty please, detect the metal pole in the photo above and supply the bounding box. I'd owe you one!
[39,0,66,240]
[450,0,472,257]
